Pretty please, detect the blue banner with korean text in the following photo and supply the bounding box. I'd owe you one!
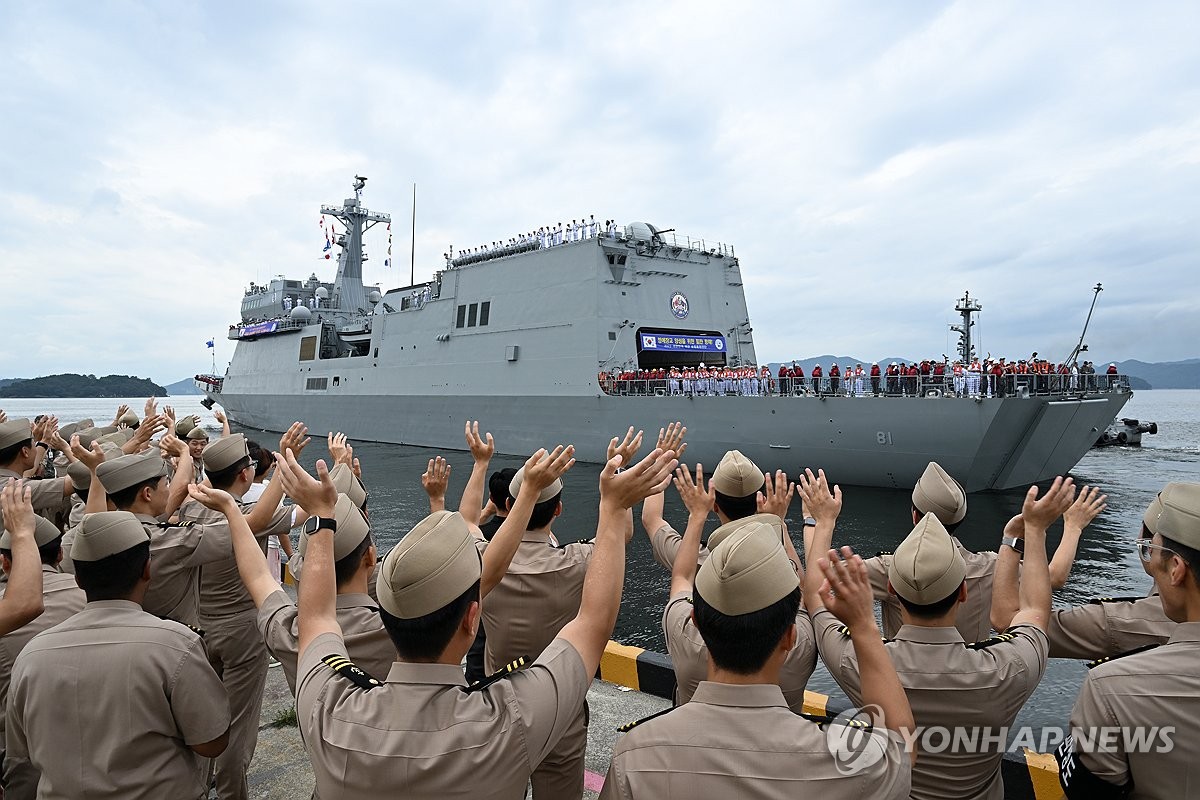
[639,333,726,353]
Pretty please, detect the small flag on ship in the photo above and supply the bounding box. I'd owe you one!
[206,339,215,349]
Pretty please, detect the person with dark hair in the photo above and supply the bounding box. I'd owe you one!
[186,482,393,695]
[811,473,1074,800]
[0,419,76,520]
[993,485,1183,661]
[602,510,914,796]
[641,431,776,572]
[276,438,674,798]
[862,461,1091,642]
[6,510,229,799]
[0,506,85,796]
[478,428,644,800]
[1057,483,1200,799]
[661,459,816,712]
[177,426,310,800]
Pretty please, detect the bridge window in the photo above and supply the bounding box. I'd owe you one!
[299,336,317,361]
[467,303,478,327]
[456,304,467,328]
[479,301,490,326]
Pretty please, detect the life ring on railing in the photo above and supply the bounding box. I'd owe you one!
[925,389,942,398]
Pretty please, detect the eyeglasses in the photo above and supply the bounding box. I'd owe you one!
[1135,539,1177,563]
[247,460,258,471]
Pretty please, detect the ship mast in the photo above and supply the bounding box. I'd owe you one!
[950,291,981,363]
[320,176,391,314]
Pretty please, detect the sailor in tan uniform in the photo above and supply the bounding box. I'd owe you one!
[187,481,393,694]
[6,511,230,800]
[179,430,303,800]
[185,426,209,483]
[92,448,235,627]
[994,484,1180,661]
[602,524,914,799]
[275,442,674,799]
[0,419,75,521]
[0,511,86,798]
[811,477,1074,800]
[661,455,816,711]
[1057,483,1200,799]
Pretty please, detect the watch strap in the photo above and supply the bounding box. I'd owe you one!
[1001,535,1024,554]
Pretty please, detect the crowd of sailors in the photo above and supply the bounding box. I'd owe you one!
[0,396,1191,800]
[447,216,621,266]
[601,358,1125,398]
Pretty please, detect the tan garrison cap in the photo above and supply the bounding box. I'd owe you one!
[186,426,210,441]
[377,510,481,619]
[0,514,63,549]
[176,415,201,437]
[75,427,110,449]
[117,411,140,427]
[710,450,765,498]
[0,419,32,450]
[888,513,967,605]
[1155,483,1200,550]
[707,512,785,550]
[298,494,372,560]
[508,467,563,503]
[97,453,168,494]
[58,421,85,440]
[330,463,368,509]
[67,459,94,489]
[911,461,967,525]
[97,431,132,447]
[695,524,798,615]
[72,511,150,561]
[1143,492,1167,536]
[203,433,248,472]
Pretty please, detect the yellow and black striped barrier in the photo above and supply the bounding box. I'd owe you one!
[597,640,1065,800]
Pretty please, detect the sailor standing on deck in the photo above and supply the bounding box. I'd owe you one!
[1056,483,1200,799]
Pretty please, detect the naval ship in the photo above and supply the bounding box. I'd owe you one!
[198,178,1131,491]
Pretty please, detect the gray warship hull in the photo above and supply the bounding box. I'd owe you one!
[203,183,1131,492]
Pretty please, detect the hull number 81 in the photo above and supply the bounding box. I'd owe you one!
[876,431,894,446]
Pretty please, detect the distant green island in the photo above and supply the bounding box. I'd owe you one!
[0,374,169,398]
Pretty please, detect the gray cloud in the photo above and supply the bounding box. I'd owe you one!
[1,1,1198,384]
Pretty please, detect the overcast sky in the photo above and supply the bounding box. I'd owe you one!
[2,1,1198,384]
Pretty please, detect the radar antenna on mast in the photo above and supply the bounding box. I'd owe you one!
[950,291,982,363]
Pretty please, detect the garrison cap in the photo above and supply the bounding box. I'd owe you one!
[58,421,86,441]
[695,524,798,615]
[888,513,967,605]
[0,419,32,450]
[1143,491,1166,536]
[911,461,967,525]
[72,511,150,561]
[76,427,113,449]
[1155,483,1200,550]
[203,433,248,473]
[377,510,481,619]
[117,411,139,427]
[710,450,765,498]
[67,459,94,489]
[298,494,371,560]
[97,431,132,447]
[508,467,562,504]
[175,415,201,437]
[330,463,368,509]
[186,426,210,442]
[707,512,785,550]
[0,514,63,549]
[97,453,168,494]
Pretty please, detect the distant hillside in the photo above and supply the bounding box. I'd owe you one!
[0,378,22,389]
[770,355,914,372]
[0,374,168,398]
[164,378,203,396]
[1116,359,1200,389]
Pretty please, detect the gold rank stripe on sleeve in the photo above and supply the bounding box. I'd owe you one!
[617,705,677,733]
[157,616,205,638]
[465,656,529,692]
[158,521,194,528]
[320,654,383,690]
[1085,643,1160,670]
[965,631,1017,650]
[834,624,891,643]
[798,712,872,731]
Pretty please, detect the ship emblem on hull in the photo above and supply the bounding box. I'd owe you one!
[670,291,689,319]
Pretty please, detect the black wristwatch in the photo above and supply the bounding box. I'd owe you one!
[303,517,337,535]
[35,442,52,451]
[1001,535,1024,555]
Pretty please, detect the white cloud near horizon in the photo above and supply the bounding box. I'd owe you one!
[1,1,1198,384]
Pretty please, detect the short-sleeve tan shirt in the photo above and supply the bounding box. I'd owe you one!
[1048,591,1174,660]
[648,522,709,573]
[296,632,591,799]
[662,590,816,712]
[5,600,230,800]
[863,539,997,642]
[480,530,592,672]
[136,513,232,627]
[0,470,66,521]
[1062,621,1200,799]
[813,609,1048,800]
[257,588,395,694]
[600,681,911,799]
